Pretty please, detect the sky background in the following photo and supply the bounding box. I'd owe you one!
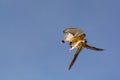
[0,0,120,80]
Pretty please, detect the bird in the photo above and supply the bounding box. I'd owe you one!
[61,28,104,70]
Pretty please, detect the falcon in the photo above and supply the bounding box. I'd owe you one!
[61,28,104,70]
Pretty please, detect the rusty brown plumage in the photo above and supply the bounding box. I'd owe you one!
[62,28,104,70]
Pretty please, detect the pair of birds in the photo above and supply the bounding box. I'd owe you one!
[61,28,104,70]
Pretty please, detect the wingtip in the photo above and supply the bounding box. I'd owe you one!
[95,48,104,51]
[68,66,71,70]
[99,49,104,51]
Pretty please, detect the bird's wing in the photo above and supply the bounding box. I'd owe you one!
[69,46,83,70]
[63,28,83,36]
[85,44,104,51]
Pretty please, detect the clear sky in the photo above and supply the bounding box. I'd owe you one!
[0,0,120,80]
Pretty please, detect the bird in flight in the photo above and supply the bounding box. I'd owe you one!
[61,28,104,70]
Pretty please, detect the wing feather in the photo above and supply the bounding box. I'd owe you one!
[69,47,83,70]
[85,44,104,51]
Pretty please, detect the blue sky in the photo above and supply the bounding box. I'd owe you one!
[0,0,120,80]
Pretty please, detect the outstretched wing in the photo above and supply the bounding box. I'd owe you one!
[85,44,104,51]
[69,47,83,70]
[63,28,83,36]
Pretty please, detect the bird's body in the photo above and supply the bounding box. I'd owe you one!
[61,28,104,70]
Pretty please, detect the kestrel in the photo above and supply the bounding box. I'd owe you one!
[61,28,104,70]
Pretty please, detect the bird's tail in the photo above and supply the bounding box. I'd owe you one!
[85,44,104,51]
